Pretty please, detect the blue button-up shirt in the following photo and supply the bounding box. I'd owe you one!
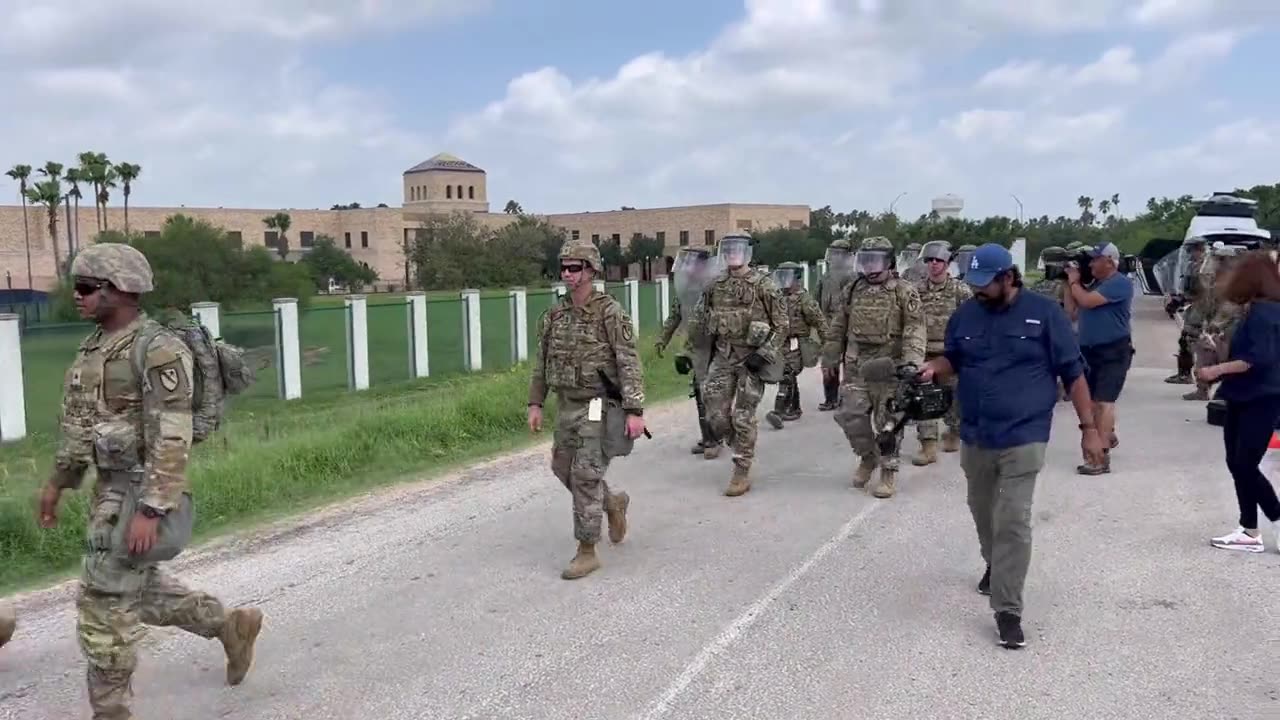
[944,290,1084,450]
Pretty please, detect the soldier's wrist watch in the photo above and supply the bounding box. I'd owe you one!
[140,504,166,519]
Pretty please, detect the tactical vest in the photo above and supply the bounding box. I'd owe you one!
[916,277,966,349]
[540,291,628,399]
[845,277,912,356]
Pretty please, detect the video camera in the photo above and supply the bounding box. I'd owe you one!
[860,358,954,455]
[1043,250,1139,286]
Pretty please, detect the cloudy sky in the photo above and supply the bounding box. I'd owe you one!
[2,0,1277,221]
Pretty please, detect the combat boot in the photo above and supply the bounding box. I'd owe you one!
[1183,386,1209,401]
[942,431,960,453]
[561,542,601,580]
[912,440,938,466]
[765,411,784,429]
[605,492,630,544]
[871,468,897,499]
[220,607,264,686]
[852,457,876,489]
[690,440,706,454]
[703,442,722,459]
[725,466,752,497]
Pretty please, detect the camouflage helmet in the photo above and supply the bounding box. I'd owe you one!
[559,239,603,271]
[829,237,853,251]
[904,241,922,251]
[1065,241,1085,251]
[860,236,894,251]
[69,242,154,294]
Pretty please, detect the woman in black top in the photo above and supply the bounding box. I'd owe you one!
[1196,250,1280,554]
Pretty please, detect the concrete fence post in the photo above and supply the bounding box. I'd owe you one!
[406,292,429,378]
[344,294,369,391]
[817,260,827,278]
[190,301,221,338]
[509,286,528,364]
[272,298,302,400]
[552,282,567,298]
[802,263,811,292]
[0,314,26,443]
[462,289,482,372]
[656,275,670,324]
[624,278,640,333]
[593,280,606,293]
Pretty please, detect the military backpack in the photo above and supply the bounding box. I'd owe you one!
[130,317,256,444]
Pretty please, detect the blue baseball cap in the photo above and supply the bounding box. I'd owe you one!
[963,243,1014,286]
[1089,242,1121,261]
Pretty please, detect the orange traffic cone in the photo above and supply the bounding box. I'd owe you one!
[1269,432,1280,450]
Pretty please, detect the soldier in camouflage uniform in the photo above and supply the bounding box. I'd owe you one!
[698,233,787,497]
[815,238,856,411]
[37,243,263,719]
[1188,244,1245,401]
[655,247,723,457]
[951,244,978,281]
[899,242,926,282]
[1031,246,1068,304]
[765,261,830,428]
[824,236,927,499]
[529,239,647,580]
[1167,237,1210,385]
[910,241,971,465]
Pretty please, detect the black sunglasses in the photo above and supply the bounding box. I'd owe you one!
[560,263,585,273]
[73,278,109,296]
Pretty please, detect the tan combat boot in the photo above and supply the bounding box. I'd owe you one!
[605,492,630,544]
[872,469,897,499]
[220,607,264,686]
[703,442,722,459]
[725,466,752,497]
[942,431,960,453]
[562,542,601,580]
[1183,386,1209,401]
[912,440,938,466]
[852,457,876,489]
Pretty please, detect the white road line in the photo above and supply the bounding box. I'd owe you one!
[639,500,885,720]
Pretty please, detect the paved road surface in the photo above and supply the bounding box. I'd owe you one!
[3,295,1278,719]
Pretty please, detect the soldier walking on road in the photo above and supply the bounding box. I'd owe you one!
[765,262,829,429]
[824,236,927,498]
[911,241,971,465]
[37,243,263,719]
[1168,237,1209,385]
[815,238,856,411]
[698,233,786,497]
[655,247,723,458]
[529,240,648,580]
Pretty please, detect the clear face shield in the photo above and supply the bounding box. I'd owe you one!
[673,250,723,309]
[719,237,753,269]
[951,250,975,279]
[855,249,894,278]
[771,266,801,292]
[919,241,951,276]
[824,247,852,274]
[896,245,921,270]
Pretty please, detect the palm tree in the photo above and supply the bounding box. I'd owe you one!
[63,167,85,252]
[263,212,292,260]
[25,178,64,282]
[115,162,141,233]
[5,165,34,290]
[78,151,115,232]
[35,162,65,279]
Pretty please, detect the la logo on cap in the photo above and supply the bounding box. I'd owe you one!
[970,256,979,268]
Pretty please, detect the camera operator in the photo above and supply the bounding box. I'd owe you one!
[1062,242,1133,475]
[920,243,1104,649]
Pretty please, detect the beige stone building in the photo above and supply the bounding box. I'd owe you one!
[0,153,809,292]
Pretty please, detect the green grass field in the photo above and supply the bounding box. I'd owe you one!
[0,281,685,593]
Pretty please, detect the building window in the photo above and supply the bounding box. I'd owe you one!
[705,229,715,244]
[344,232,352,248]
[457,184,463,198]
[571,230,580,240]
[226,231,242,245]
[611,233,620,243]
[736,219,752,230]
[656,231,666,244]
[679,230,689,246]
[300,231,315,248]
[411,187,417,201]
[592,234,600,243]
[361,231,369,248]
[468,186,475,200]
[420,186,426,200]
[264,230,278,248]
[144,230,160,239]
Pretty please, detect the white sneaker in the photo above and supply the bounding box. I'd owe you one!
[1210,527,1265,553]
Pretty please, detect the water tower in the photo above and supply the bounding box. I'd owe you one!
[932,194,964,219]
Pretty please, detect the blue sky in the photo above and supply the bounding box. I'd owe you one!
[2,0,1279,222]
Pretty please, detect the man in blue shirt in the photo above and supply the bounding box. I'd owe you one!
[921,243,1105,649]
[1063,242,1134,475]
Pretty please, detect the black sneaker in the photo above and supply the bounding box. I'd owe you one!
[995,611,1026,649]
[977,565,991,596]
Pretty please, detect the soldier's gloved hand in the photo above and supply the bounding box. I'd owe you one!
[743,352,767,372]
[674,355,693,375]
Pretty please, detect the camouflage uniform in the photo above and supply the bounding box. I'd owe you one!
[911,241,971,465]
[1030,246,1067,305]
[45,243,262,720]
[899,242,926,282]
[530,240,644,579]
[656,247,721,457]
[766,262,830,428]
[699,233,786,496]
[1167,240,1208,384]
[1188,247,1244,401]
[815,238,855,410]
[825,236,927,498]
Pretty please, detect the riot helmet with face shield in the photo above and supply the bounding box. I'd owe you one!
[771,261,803,292]
[855,236,895,280]
[673,247,723,310]
[718,233,753,269]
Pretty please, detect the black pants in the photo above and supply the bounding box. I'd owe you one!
[1082,336,1133,403]
[1223,395,1280,529]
